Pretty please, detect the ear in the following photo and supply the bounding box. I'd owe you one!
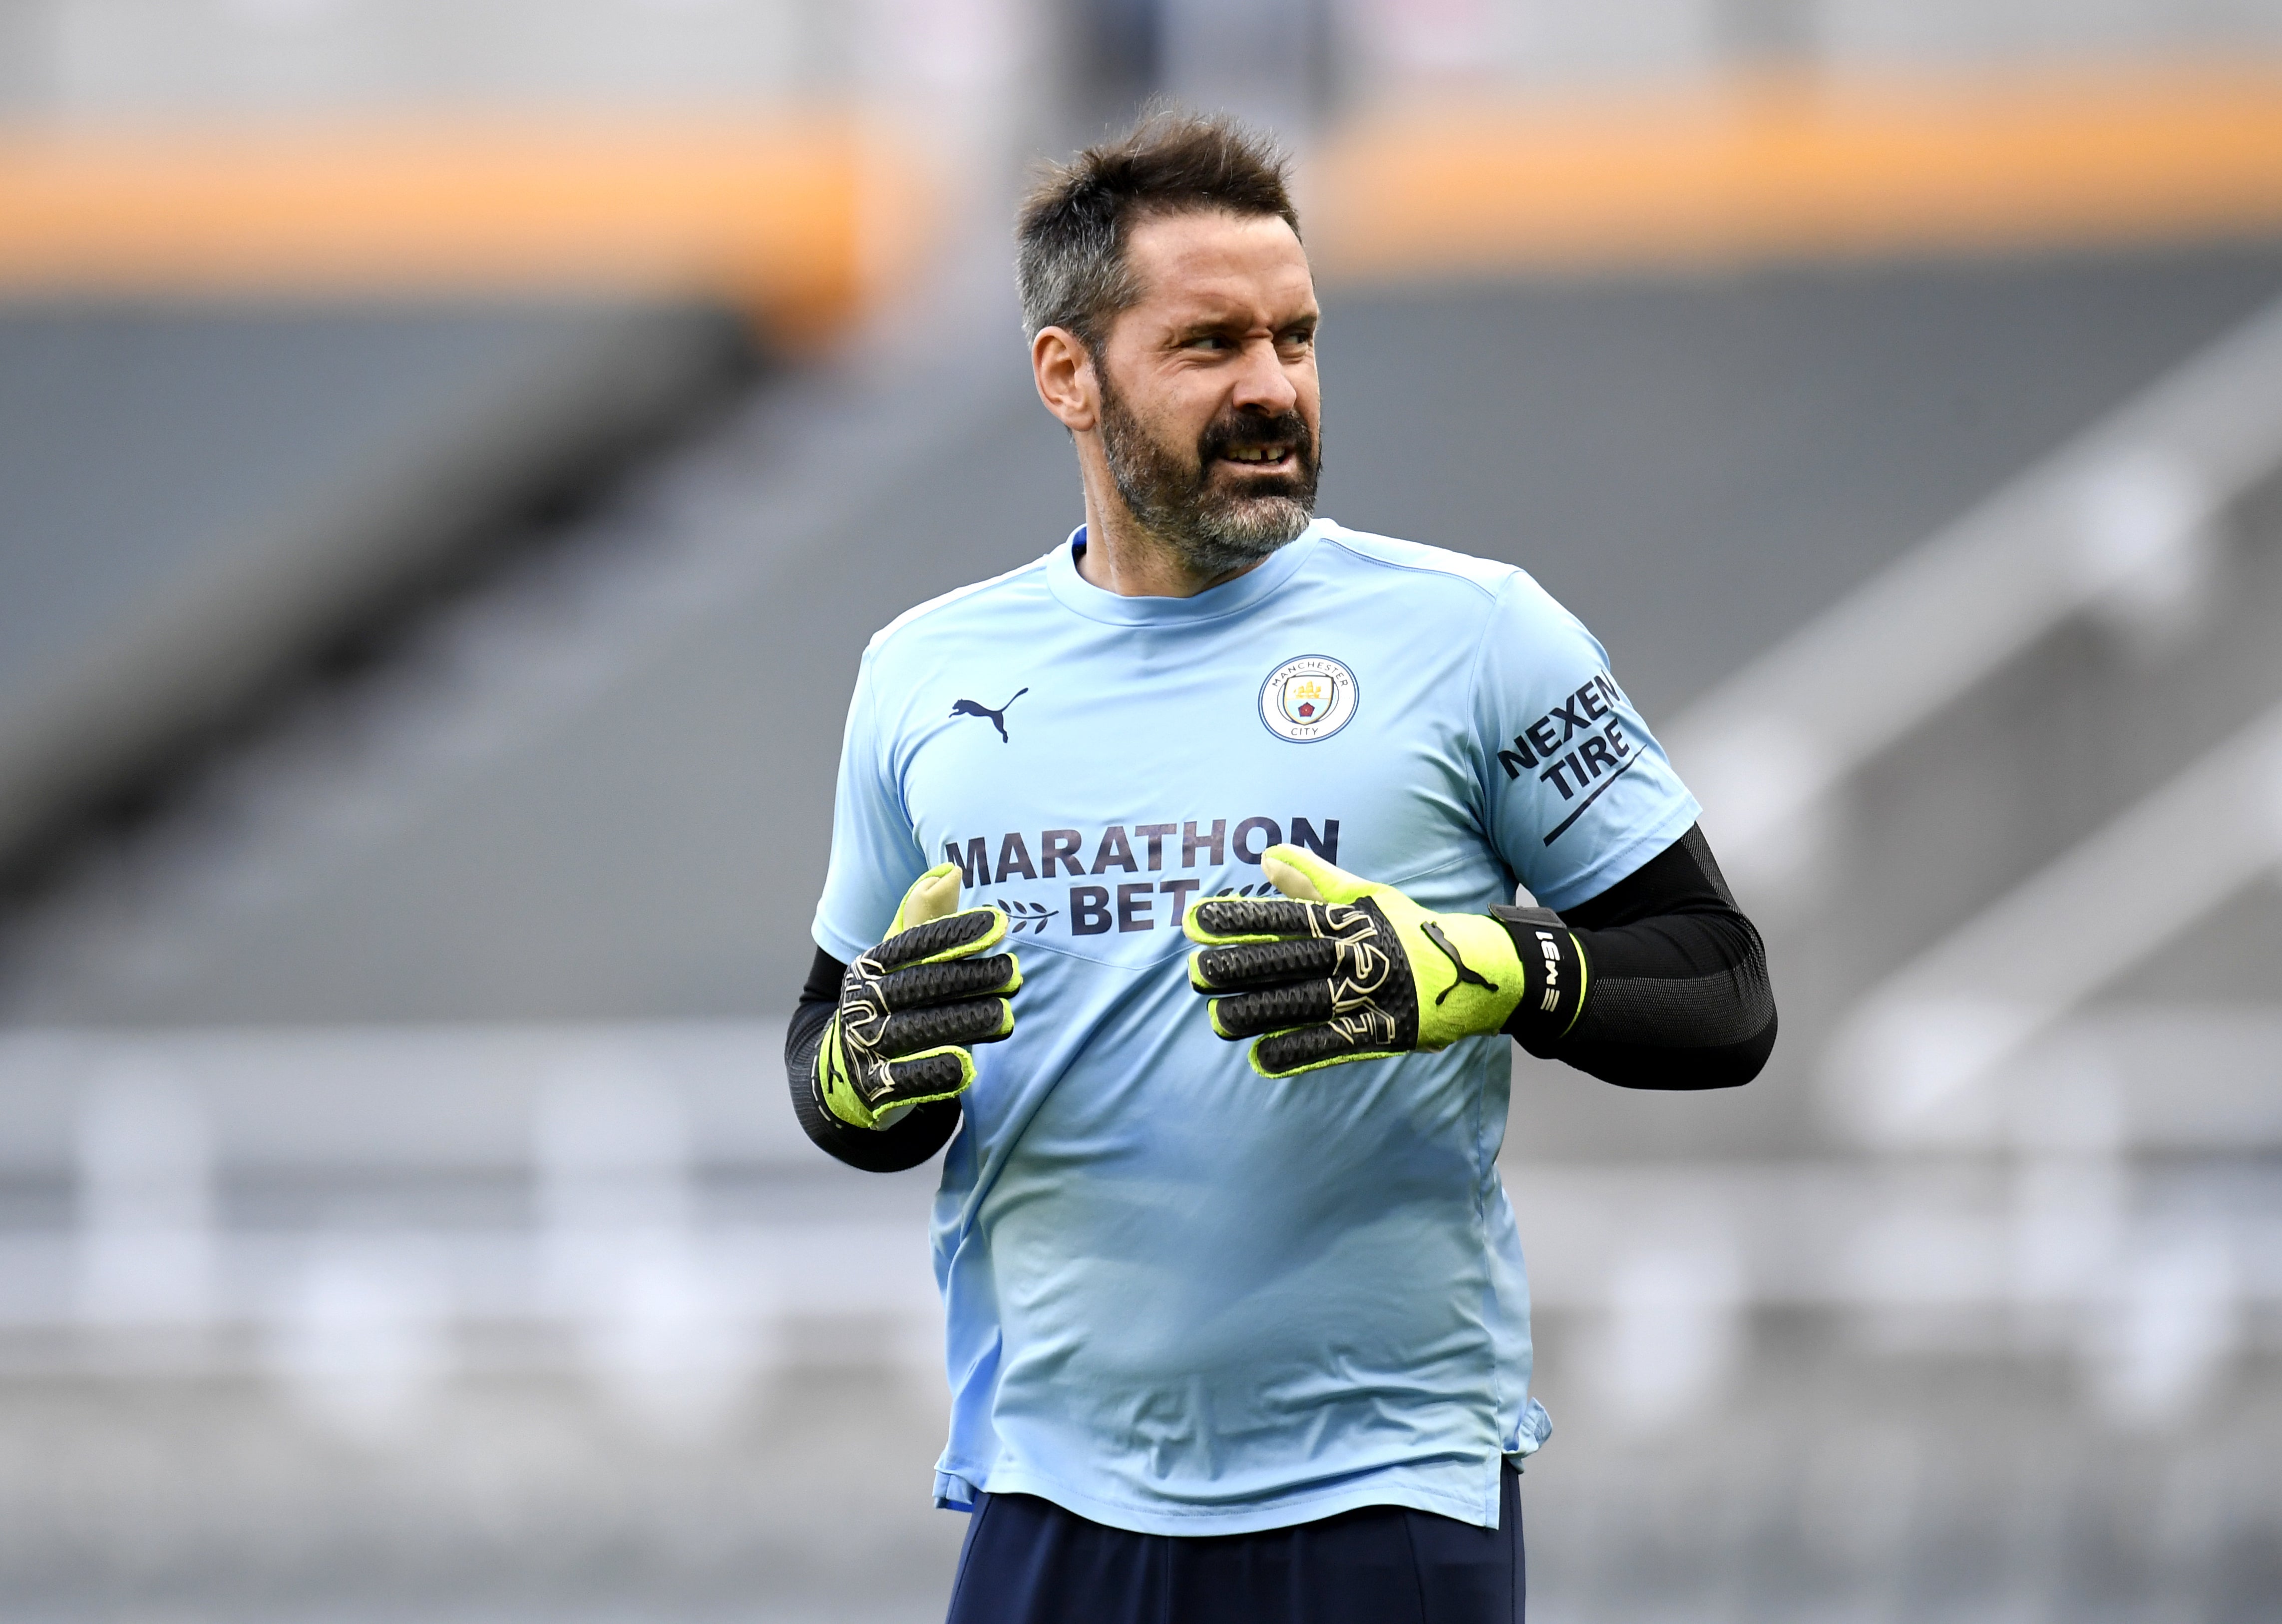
[1032,326,1099,433]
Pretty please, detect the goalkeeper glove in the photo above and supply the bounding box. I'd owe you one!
[1183,844,1585,1078]
[817,862,1021,1129]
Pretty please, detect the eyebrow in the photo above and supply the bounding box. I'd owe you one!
[1169,310,1320,342]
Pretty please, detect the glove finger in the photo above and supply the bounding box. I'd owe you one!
[1258,843,1374,904]
[1190,937,1337,992]
[1209,981,1335,1038]
[1185,895,1329,944]
[875,953,1020,1010]
[875,1048,974,1107]
[876,998,1014,1058]
[874,906,1007,971]
[1253,1022,1400,1077]
[889,862,963,934]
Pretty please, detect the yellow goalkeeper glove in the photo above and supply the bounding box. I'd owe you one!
[817,863,1021,1128]
[1183,844,1584,1079]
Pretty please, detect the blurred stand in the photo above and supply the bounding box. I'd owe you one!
[0,1,2281,1621]
[1062,0,1321,130]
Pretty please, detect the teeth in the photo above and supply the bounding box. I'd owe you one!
[1227,446,1283,462]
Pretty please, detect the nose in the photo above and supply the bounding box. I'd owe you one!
[1229,335,1299,417]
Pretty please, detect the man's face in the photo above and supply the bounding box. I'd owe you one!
[1092,209,1322,580]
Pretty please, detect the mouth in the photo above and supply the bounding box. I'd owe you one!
[1216,442,1296,473]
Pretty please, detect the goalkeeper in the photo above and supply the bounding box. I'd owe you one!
[785,112,1774,1624]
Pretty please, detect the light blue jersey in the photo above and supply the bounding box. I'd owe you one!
[812,520,1700,1536]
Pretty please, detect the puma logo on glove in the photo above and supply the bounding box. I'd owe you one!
[1422,921,1500,1004]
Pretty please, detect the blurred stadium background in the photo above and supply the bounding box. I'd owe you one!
[2,1,2281,1620]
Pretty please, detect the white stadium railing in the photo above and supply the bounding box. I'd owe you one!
[0,1018,2274,1440]
[1668,295,2282,904]
[1829,701,2282,1145]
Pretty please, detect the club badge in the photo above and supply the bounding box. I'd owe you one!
[1259,655,1359,742]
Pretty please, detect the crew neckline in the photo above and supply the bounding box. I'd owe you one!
[1046,521,1326,627]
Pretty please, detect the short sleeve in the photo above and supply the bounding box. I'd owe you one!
[1473,573,1701,911]
[811,647,931,962]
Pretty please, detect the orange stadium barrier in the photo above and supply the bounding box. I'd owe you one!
[0,113,938,342]
[1309,62,2282,279]
[6,64,2280,327]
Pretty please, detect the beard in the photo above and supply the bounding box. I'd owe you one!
[1097,367,1319,581]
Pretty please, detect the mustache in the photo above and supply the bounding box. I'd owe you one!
[1198,410,1314,471]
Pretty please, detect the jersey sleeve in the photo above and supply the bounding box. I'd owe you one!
[1473,572,1701,911]
[810,645,931,963]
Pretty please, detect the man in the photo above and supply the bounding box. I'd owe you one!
[784,113,1775,1623]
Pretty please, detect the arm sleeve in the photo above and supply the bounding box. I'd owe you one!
[786,947,961,1172]
[1502,824,1775,1090]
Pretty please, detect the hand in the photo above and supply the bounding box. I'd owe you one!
[1183,845,1577,1078]
[818,863,1022,1128]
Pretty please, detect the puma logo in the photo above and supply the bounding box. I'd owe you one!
[950,688,1028,743]
[1422,921,1500,1004]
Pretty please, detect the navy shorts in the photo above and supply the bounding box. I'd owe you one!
[943,1465,1524,1624]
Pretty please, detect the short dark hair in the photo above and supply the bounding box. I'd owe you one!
[1016,110,1300,349]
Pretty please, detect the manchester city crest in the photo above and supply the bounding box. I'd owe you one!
[1258,655,1359,742]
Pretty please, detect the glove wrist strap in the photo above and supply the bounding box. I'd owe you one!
[1489,905,1588,1053]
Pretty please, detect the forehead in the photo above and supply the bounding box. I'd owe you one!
[1120,209,1316,325]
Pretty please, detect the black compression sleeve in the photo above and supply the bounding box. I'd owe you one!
[1499,825,1775,1090]
[786,946,961,1173]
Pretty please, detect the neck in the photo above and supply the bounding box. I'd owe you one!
[1072,468,1266,600]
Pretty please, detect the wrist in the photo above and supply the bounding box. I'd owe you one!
[1489,906,1588,1052]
